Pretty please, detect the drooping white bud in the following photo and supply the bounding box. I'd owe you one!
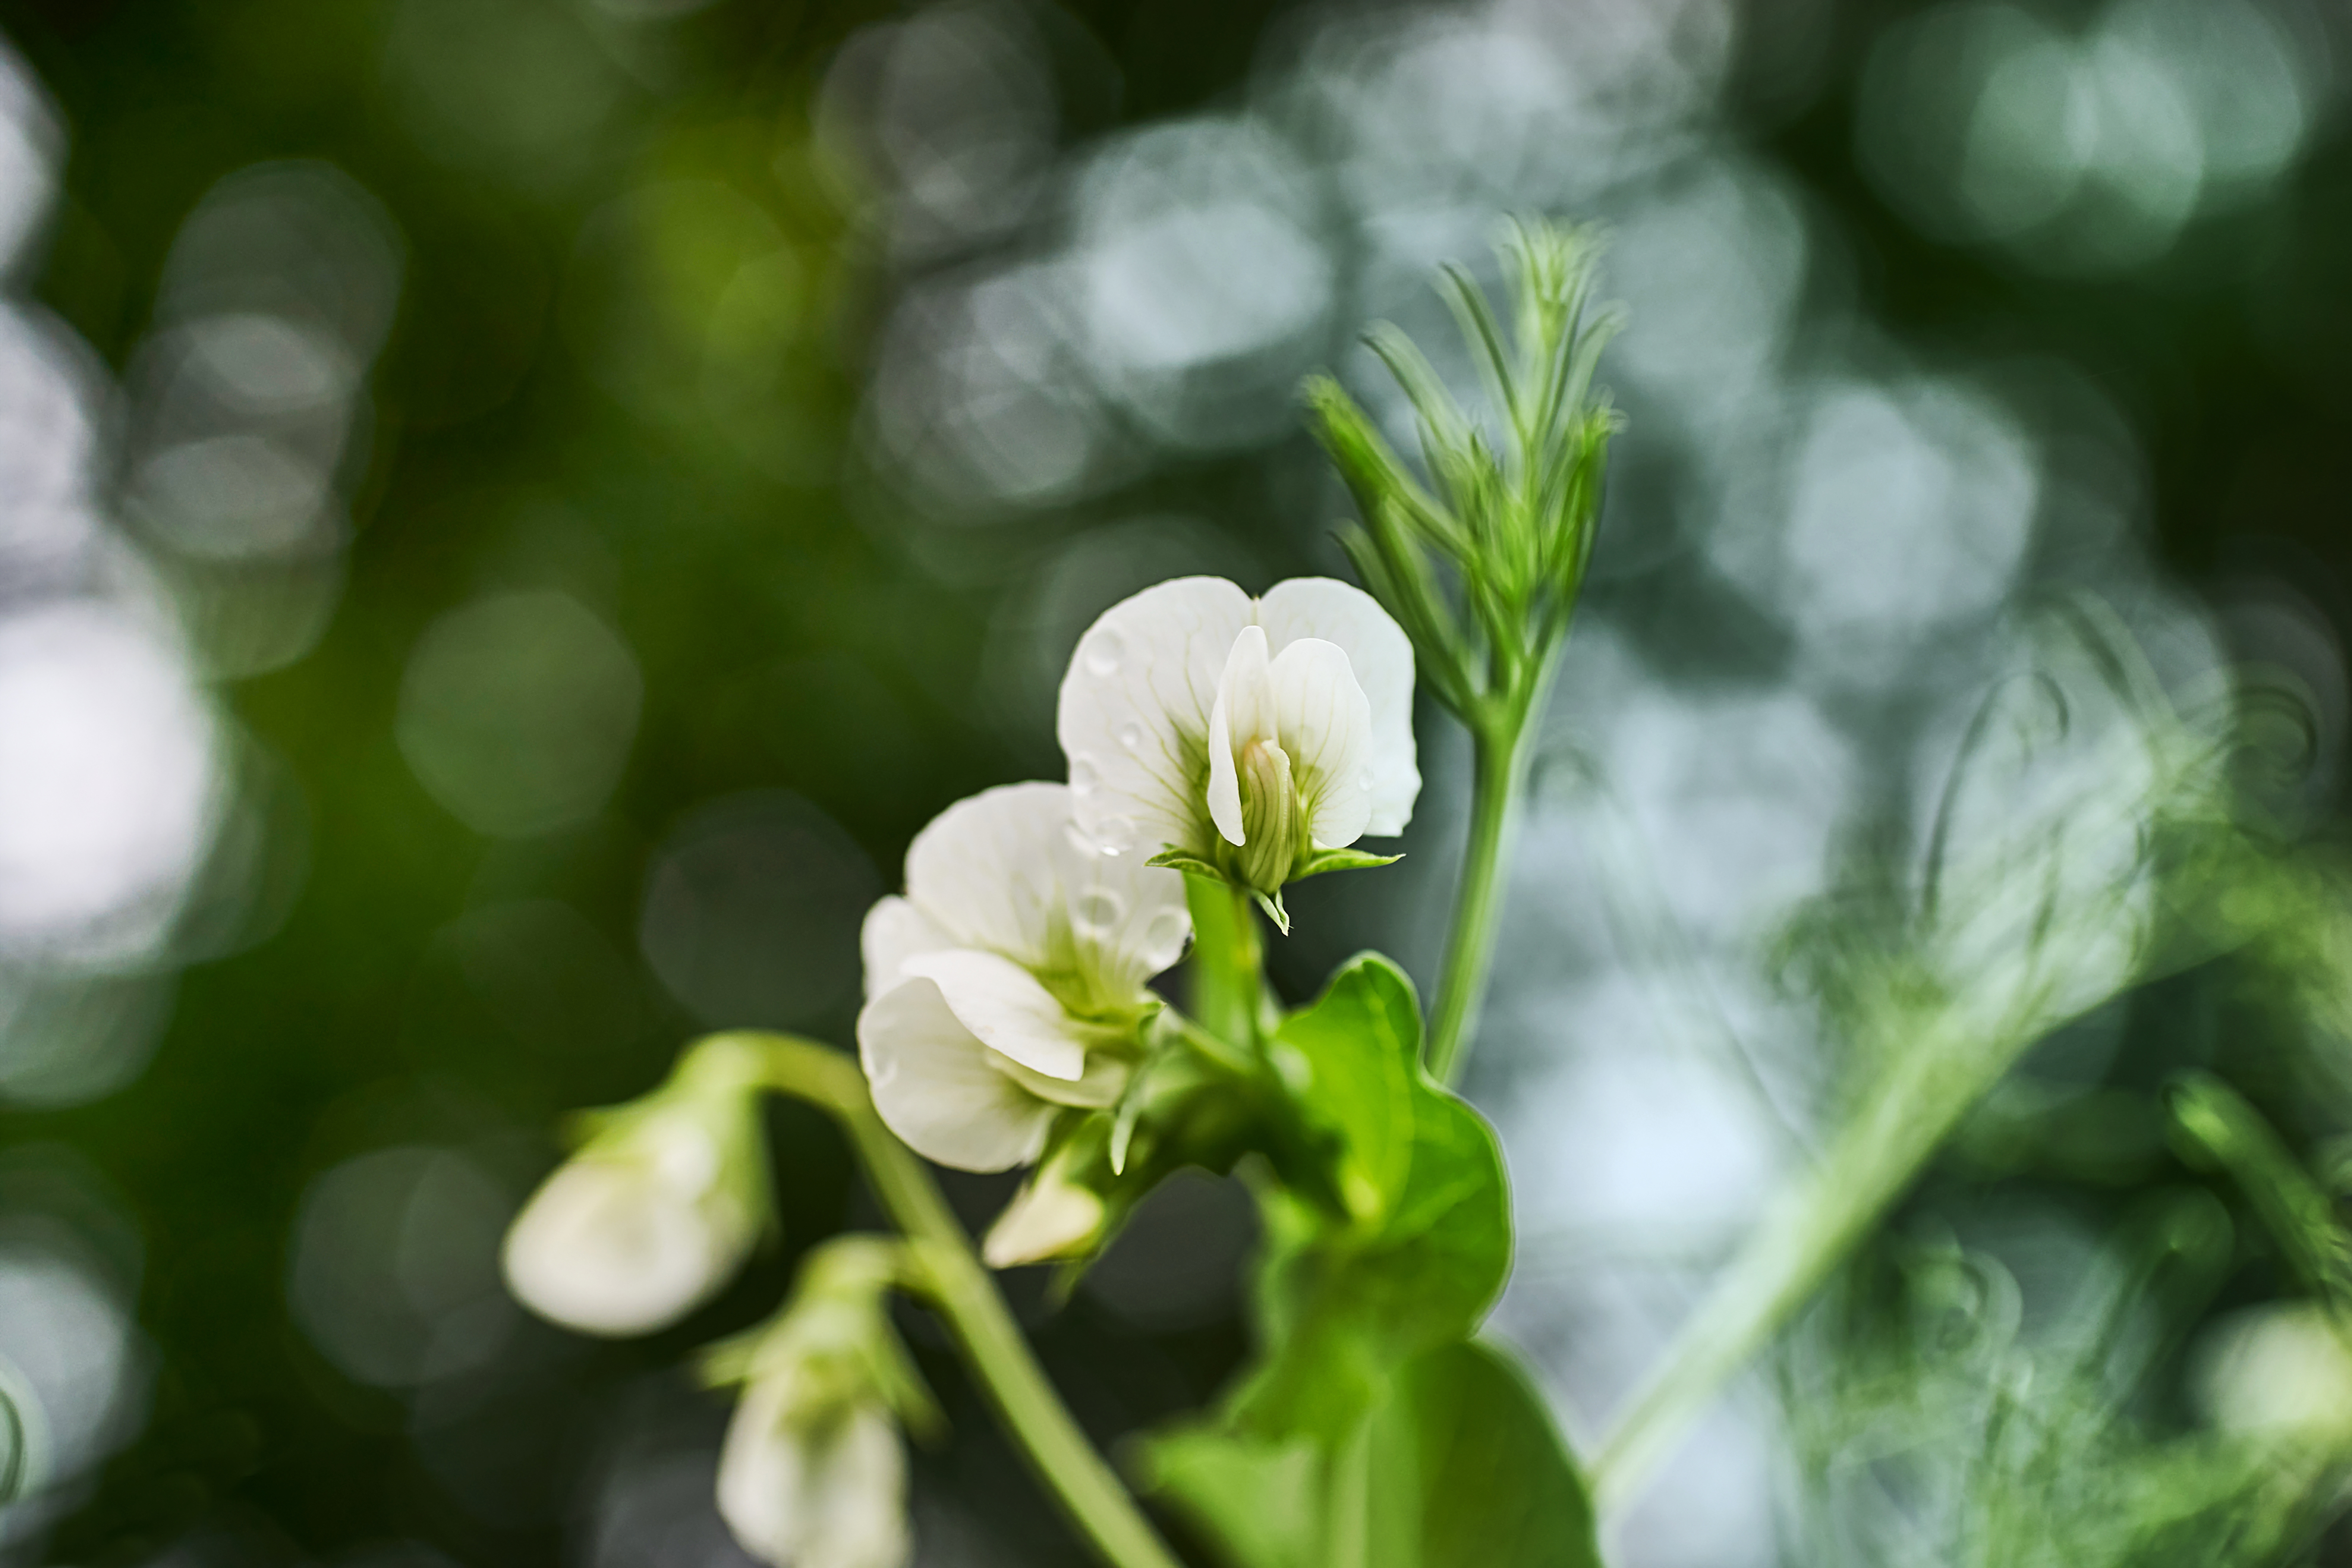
[503,1042,767,1336]
[710,1237,928,1568]
[718,1373,911,1568]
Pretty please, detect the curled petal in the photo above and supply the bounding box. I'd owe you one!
[898,948,1086,1082]
[1257,578,1420,836]
[1206,624,1273,846]
[857,979,1056,1171]
[1057,576,1255,859]
[1268,637,1374,849]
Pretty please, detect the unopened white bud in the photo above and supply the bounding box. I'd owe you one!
[983,1152,1108,1269]
[719,1372,910,1568]
[502,1104,759,1336]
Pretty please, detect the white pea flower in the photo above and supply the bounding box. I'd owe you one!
[502,1042,766,1336]
[858,781,1190,1172]
[719,1370,911,1568]
[1055,577,1419,900]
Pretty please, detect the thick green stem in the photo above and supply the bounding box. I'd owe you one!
[1427,708,1533,1087]
[726,1033,1185,1568]
[1185,872,1270,1051]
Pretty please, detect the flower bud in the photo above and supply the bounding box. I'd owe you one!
[710,1238,930,1568]
[1230,737,1303,896]
[983,1143,1109,1268]
[719,1377,910,1568]
[502,1043,768,1336]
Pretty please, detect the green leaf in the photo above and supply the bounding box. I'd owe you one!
[1138,955,1520,1566]
[1294,846,1405,881]
[1140,1429,1324,1568]
[1364,1340,1600,1568]
[1225,955,1512,1441]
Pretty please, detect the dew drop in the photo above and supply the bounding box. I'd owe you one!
[1096,814,1138,854]
[1083,629,1125,676]
[1116,722,1144,751]
[1144,906,1190,964]
[1073,889,1123,934]
[1071,755,1101,796]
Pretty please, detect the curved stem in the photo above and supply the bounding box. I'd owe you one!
[726,1033,1186,1568]
[1427,708,1533,1087]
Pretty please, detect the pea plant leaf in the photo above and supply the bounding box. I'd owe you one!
[1142,954,1527,1565]
[1364,1339,1602,1568]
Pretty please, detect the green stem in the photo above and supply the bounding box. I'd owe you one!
[1588,1005,2050,1509]
[1427,707,1533,1087]
[1185,872,1270,1051]
[726,1033,1186,1568]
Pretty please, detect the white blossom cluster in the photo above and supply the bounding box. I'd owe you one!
[859,573,1418,1175]
[498,572,1418,1568]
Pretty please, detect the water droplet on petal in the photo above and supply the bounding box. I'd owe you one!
[1143,906,1190,966]
[1073,890,1123,935]
[1095,814,1137,854]
[1083,629,1124,677]
[1116,722,1144,751]
[1071,755,1100,796]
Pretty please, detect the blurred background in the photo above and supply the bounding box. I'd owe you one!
[0,0,2348,1563]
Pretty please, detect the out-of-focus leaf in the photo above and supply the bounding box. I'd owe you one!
[0,1355,36,1506]
[1364,1340,1600,1568]
[1140,1430,1322,1568]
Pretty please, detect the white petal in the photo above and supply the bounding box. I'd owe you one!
[860,895,954,1000]
[718,1379,911,1568]
[1051,827,1192,998]
[899,782,1072,971]
[1266,637,1374,849]
[898,948,1087,1082]
[857,978,1056,1171]
[501,1146,747,1335]
[803,1402,914,1568]
[992,1040,1131,1111]
[1056,576,1255,859]
[1206,624,1273,846]
[1257,578,1420,836]
[717,1375,810,1563]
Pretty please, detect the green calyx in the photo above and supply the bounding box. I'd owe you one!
[700,1234,942,1440]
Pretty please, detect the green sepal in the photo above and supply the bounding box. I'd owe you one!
[1254,888,1292,936]
[1292,847,1404,881]
[1147,847,1226,879]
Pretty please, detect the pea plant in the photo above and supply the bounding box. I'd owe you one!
[497,224,2352,1568]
